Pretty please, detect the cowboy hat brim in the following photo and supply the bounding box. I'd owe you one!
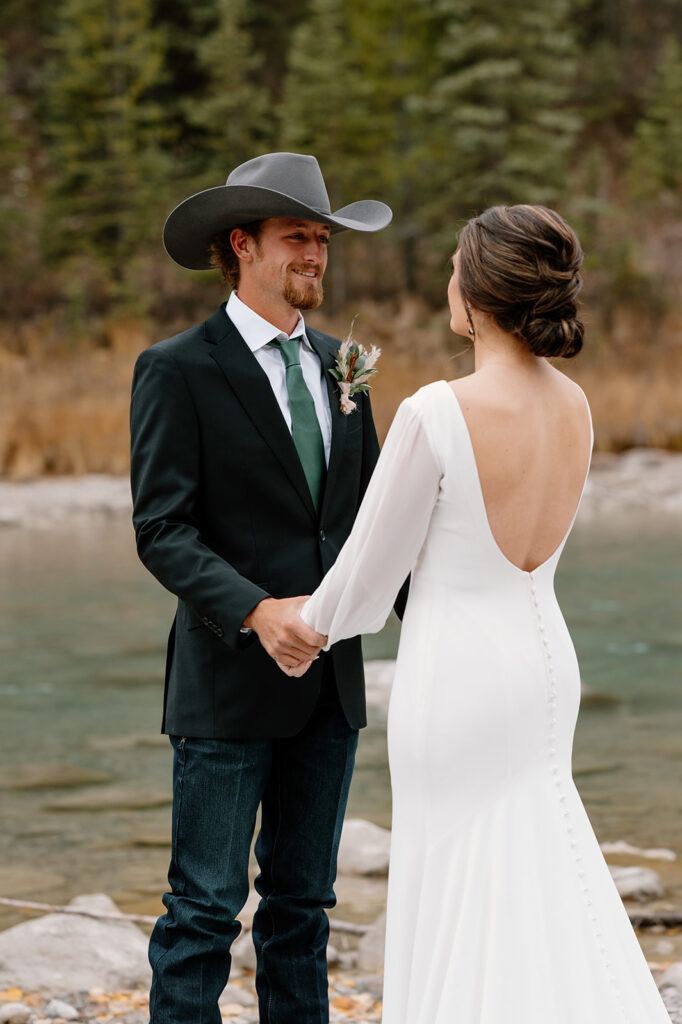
[163,184,393,271]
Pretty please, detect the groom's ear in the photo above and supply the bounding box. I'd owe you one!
[229,227,259,264]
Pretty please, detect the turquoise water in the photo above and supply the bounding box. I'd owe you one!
[0,513,680,930]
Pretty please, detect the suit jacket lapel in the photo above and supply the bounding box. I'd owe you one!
[205,307,317,521]
[307,328,347,522]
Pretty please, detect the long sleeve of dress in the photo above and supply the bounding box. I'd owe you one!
[301,393,442,647]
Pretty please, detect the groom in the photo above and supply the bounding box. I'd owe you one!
[130,153,394,1024]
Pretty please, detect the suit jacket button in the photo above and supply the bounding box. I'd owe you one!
[319,529,326,542]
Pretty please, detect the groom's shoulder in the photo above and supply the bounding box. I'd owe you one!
[137,307,229,369]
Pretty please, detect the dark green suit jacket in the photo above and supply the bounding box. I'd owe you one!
[130,304,386,738]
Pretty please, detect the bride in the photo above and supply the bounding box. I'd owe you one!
[282,205,671,1022]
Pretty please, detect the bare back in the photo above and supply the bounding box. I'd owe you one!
[448,363,592,574]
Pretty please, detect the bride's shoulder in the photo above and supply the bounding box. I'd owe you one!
[401,379,452,413]
[388,381,458,457]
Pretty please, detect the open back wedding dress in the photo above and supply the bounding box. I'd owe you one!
[302,380,671,1023]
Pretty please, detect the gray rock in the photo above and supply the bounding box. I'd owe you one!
[600,839,677,861]
[230,931,257,972]
[237,1012,259,1024]
[336,950,358,971]
[0,763,111,790]
[0,1005,32,1024]
[219,983,256,1008]
[0,893,151,994]
[337,819,391,876]
[354,974,384,1001]
[326,944,340,966]
[0,476,133,526]
[236,889,261,928]
[659,962,682,995]
[44,786,170,812]
[608,864,663,901]
[356,911,386,973]
[108,1015,147,1024]
[45,999,79,1019]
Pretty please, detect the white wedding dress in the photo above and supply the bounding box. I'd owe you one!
[302,380,671,1024]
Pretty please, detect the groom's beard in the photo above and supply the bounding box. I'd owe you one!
[283,264,324,310]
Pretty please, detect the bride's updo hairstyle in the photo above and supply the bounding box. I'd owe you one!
[457,204,584,358]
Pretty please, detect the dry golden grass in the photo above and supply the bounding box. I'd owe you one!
[0,345,136,479]
[0,300,680,479]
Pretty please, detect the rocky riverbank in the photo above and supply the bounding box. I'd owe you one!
[1,886,681,1024]
[1,812,681,1024]
[0,447,682,527]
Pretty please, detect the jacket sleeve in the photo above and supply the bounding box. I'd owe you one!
[301,395,441,646]
[129,346,269,650]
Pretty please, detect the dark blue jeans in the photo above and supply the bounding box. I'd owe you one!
[148,661,358,1024]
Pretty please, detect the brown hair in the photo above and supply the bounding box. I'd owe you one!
[208,220,265,289]
[457,205,584,358]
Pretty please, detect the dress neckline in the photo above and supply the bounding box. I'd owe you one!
[438,379,593,577]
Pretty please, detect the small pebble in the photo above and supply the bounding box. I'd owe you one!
[235,1011,259,1024]
[45,999,79,1020]
[354,974,384,1001]
[0,1004,32,1024]
[219,983,256,1009]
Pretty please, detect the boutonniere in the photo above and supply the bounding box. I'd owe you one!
[329,320,381,415]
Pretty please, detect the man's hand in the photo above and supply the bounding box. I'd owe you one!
[278,658,315,678]
[244,596,327,669]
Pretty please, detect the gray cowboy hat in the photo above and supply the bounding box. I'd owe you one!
[163,152,393,270]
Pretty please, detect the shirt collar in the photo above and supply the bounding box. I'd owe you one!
[226,291,307,354]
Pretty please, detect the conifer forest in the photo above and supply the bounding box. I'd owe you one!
[1,0,681,473]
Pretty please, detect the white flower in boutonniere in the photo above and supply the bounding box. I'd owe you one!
[329,320,381,416]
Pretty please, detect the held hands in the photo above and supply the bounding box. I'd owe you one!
[243,596,327,676]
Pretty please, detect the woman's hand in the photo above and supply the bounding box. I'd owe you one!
[274,607,328,676]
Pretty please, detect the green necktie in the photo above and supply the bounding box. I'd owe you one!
[272,335,326,512]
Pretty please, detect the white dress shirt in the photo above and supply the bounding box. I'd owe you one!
[225,291,332,466]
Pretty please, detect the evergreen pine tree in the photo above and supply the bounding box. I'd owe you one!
[278,0,372,304]
[187,0,274,188]
[0,45,30,263]
[420,0,581,248]
[279,0,438,298]
[149,0,218,158]
[279,0,365,205]
[246,0,309,100]
[45,0,170,293]
[629,35,682,203]
[343,0,450,291]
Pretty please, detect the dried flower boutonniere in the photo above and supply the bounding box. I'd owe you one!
[329,320,381,415]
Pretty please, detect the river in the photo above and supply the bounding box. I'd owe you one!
[0,511,681,931]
